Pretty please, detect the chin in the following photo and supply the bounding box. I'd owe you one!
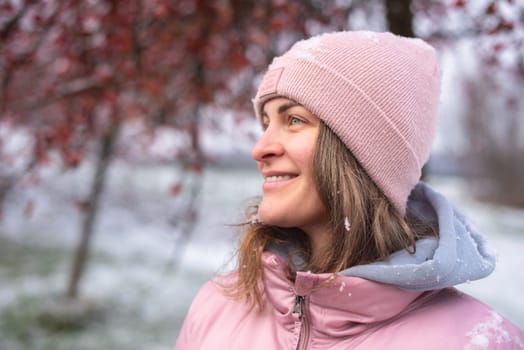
[258,207,296,228]
[258,206,283,226]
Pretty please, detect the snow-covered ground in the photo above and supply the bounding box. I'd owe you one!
[0,162,523,349]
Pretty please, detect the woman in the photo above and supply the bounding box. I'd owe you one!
[175,31,523,349]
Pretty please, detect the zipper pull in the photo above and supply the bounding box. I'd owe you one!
[293,295,304,319]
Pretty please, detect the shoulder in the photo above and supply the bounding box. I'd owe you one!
[184,275,243,325]
[391,288,524,349]
[190,278,225,306]
[175,274,270,350]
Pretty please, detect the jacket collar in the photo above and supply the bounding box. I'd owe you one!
[262,252,425,337]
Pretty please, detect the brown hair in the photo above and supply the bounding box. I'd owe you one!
[223,121,437,309]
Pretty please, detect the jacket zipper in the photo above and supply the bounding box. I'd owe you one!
[293,295,310,350]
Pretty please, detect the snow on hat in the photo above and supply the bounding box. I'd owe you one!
[253,31,441,216]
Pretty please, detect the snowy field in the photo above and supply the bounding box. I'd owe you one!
[0,162,523,349]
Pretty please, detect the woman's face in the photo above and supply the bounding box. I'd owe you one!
[252,97,329,238]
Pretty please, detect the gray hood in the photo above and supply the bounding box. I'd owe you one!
[339,182,496,291]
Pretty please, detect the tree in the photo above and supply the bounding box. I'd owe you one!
[0,0,354,306]
[385,0,414,37]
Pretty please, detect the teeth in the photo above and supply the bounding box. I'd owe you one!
[265,175,293,182]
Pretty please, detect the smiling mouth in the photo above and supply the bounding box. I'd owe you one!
[264,175,296,182]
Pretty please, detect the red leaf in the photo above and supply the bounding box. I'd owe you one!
[493,42,505,51]
[95,65,113,81]
[55,123,71,145]
[489,20,515,34]
[155,3,169,17]
[0,3,13,12]
[231,50,249,69]
[485,2,497,15]
[453,0,466,8]
[143,79,162,94]
[500,20,514,31]
[33,14,44,26]
[190,164,203,174]
[270,18,285,30]
[170,182,183,196]
[35,142,50,165]
[76,200,91,213]
[62,150,83,168]
[253,6,266,20]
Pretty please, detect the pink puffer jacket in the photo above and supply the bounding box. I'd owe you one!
[175,252,523,350]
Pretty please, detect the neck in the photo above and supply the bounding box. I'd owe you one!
[303,223,331,266]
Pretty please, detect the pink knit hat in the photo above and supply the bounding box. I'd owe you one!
[253,31,441,216]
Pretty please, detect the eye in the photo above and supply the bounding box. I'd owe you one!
[261,115,270,130]
[289,115,304,126]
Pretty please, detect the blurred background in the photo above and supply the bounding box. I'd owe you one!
[1,0,523,349]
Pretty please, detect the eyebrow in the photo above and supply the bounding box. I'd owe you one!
[261,101,302,117]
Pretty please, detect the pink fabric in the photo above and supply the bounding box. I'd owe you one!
[253,31,441,216]
[174,252,523,349]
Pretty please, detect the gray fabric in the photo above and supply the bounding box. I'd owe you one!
[338,182,496,291]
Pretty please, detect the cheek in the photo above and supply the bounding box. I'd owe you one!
[290,142,316,171]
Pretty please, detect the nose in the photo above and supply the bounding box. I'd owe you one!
[251,127,285,162]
